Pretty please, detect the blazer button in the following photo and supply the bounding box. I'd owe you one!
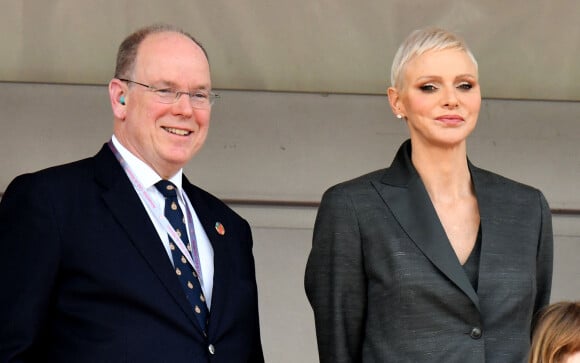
[470,327,482,339]
[208,344,215,355]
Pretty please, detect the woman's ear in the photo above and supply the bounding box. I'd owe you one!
[387,87,404,119]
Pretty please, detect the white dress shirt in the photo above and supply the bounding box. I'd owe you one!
[111,135,214,308]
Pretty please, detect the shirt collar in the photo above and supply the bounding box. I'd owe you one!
[111,135,183,190]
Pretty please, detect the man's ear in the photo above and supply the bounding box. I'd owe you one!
[109,78,127,120]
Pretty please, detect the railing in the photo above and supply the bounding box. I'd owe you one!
[223,198,580,215]
[1,192,579,216]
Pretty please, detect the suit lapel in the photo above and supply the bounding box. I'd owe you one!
[182,177,233,334]
[373,140,480,310]
[468,165,500,305]
[93,145,201,330]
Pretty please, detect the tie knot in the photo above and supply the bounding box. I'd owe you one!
[155,180,178,198]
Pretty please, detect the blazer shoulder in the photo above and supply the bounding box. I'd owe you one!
[8,143,116,187]
[471,165,544,194]
[323,169,387,196]
[470,164,549,210]
[5,155,98,195]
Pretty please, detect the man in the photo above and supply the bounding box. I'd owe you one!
[0,24,264,362]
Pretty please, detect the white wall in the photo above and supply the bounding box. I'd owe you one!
[1,82,579,362]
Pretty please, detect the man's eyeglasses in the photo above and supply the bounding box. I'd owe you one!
[118,78,219,109]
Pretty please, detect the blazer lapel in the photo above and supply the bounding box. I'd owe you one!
[373,140,480,310]
[468,164,502,305]
[93,145,201,330]
[182,177,233,335]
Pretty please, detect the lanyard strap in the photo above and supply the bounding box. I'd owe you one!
[107,140,204,285]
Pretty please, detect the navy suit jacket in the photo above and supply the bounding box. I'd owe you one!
[305,140,553,363]
[0,144,264,362]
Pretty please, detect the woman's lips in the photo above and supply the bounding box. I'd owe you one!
[435,115,464,125]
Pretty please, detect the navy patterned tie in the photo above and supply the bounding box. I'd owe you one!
[155,180,209,332]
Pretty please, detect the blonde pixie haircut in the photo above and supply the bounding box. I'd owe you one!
[529,301,580,363]
[390,27,478,89]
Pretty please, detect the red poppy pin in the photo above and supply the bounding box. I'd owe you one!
[215,222,225,235]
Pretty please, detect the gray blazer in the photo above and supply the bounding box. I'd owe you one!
[305,140,553,363]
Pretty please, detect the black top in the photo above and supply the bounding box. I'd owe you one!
[462,225,482,292]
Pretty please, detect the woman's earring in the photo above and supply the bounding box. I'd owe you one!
[396,114,403,119]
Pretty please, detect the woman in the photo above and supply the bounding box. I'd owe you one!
[529,301,580,363]
[305,27,553,362]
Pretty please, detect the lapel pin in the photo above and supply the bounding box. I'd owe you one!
[215,222,225,235]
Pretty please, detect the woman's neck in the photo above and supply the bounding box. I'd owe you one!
[411,141,473,202]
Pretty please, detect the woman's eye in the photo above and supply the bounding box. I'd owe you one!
[419,84,437,92]
[457,82,473,90]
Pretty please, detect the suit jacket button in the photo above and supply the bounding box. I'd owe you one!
[208,344,216,355]
[470,327,482,339]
